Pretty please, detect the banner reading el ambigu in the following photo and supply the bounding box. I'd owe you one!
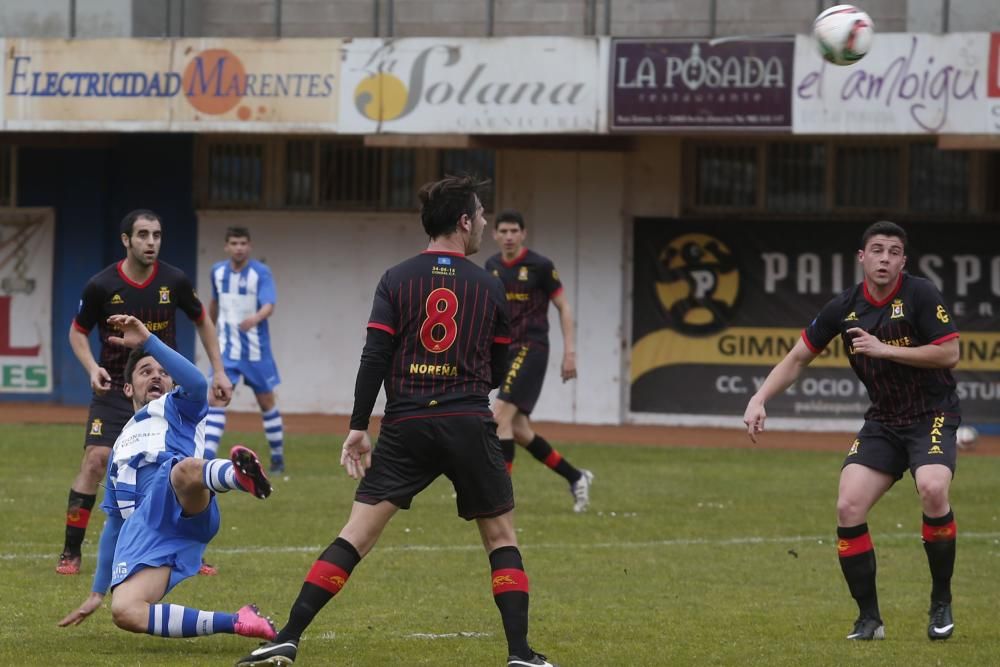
[631,220,1000,422]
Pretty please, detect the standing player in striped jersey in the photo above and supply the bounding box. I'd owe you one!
[204,227,285,472]
[60,209,232,576]
[744,221,961,642]
[238,176,556,667]
[59,314,276,643]
[485,210,593,513]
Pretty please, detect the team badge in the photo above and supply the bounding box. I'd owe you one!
[90,418,103,436]
[110,294,124,305]
[890,299,904,319]
[518,266,529,281]
[844,311,858,322]
[936,305,950,323]
[848,439,859,456]
[158,286,171,304]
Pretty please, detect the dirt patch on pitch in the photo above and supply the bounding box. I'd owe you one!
[3,402,996,457]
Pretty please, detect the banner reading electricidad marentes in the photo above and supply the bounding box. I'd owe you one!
[631,219,1000,422]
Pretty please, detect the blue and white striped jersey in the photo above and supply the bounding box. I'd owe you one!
[101,359,208,520]
[211,259,276,363]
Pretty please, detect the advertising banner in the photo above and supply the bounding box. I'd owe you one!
[339,38,601,134]
[793,33,996,134]
[611,38,793,131]
[631,219,1000,422]
[0,210,54,393]
[2,38,341,132]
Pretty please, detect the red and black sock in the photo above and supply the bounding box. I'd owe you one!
[490,545,531,659]
[837,523,880,620]
[276,537,361,643]
[922,510,956,604]
[63,489,96,555]
[525,435,581,484]
[500,438,516,473]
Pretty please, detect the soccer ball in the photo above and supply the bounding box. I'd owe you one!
[813,4,875,66]
[956,426,978,451]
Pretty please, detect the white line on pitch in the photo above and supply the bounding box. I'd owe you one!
[4,532,1000,561]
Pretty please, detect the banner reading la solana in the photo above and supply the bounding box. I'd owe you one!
[631,219,1000,423]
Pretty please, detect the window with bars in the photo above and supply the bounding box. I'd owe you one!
[0,145,13,207]
[835,145,901,209]
[201,138,491,212]
[909,144,968,214]
[687,140,986,217]
[694,144,757,207]
[207,143,264,207]
[766,143,825,212]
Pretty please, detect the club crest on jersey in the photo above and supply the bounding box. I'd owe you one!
[844,311,858,322]
[518,266,529,281]
[90,418,103,436]
[110,293,124,305]
[890,299,904,319]
[158,286,171,304]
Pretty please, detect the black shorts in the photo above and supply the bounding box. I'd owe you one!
[82,390,133,448]
[842,413,959,481]
[496,344,549,415]
[356,414,514,520]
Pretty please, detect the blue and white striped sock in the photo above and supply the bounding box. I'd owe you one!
[203,459,241,494]
[263,408,284,461]
[146,603,236,637]
[204,407,227,459]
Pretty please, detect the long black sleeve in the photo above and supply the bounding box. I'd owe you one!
[349,327,395,430]
[490,341,509,389]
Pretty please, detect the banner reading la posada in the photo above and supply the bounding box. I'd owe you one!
[610,38,793,131]
[630,219,1000,423]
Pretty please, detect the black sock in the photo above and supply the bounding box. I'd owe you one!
[922,511,956,604]
[525,435,581,484]
[837,523,880,620]
[490,545,531,659]
[276,537,362,642]
[500,438,516,469]
[63,489,97,555]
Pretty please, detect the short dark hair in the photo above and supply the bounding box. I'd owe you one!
[120,209,162,237]
[418,174,490,239]
[225,226,251,241]
[861,220,907,251]
[123,347,153,386]
[494,209,525,230]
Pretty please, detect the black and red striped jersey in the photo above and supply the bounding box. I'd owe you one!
[367,250,511,420]
[484,248,562,347]
[803,273,960,426]
[73,260,205,393]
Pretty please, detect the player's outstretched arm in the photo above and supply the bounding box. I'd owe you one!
[743,338,817,443]
[58,512,121,627]
[107,315,208,400]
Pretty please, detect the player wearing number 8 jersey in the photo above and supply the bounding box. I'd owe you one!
[237,175,556,667]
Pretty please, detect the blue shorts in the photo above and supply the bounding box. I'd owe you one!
[219,358,281,394]
[110,457,220,594]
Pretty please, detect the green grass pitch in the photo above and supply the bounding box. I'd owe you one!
[2,423,999,665]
